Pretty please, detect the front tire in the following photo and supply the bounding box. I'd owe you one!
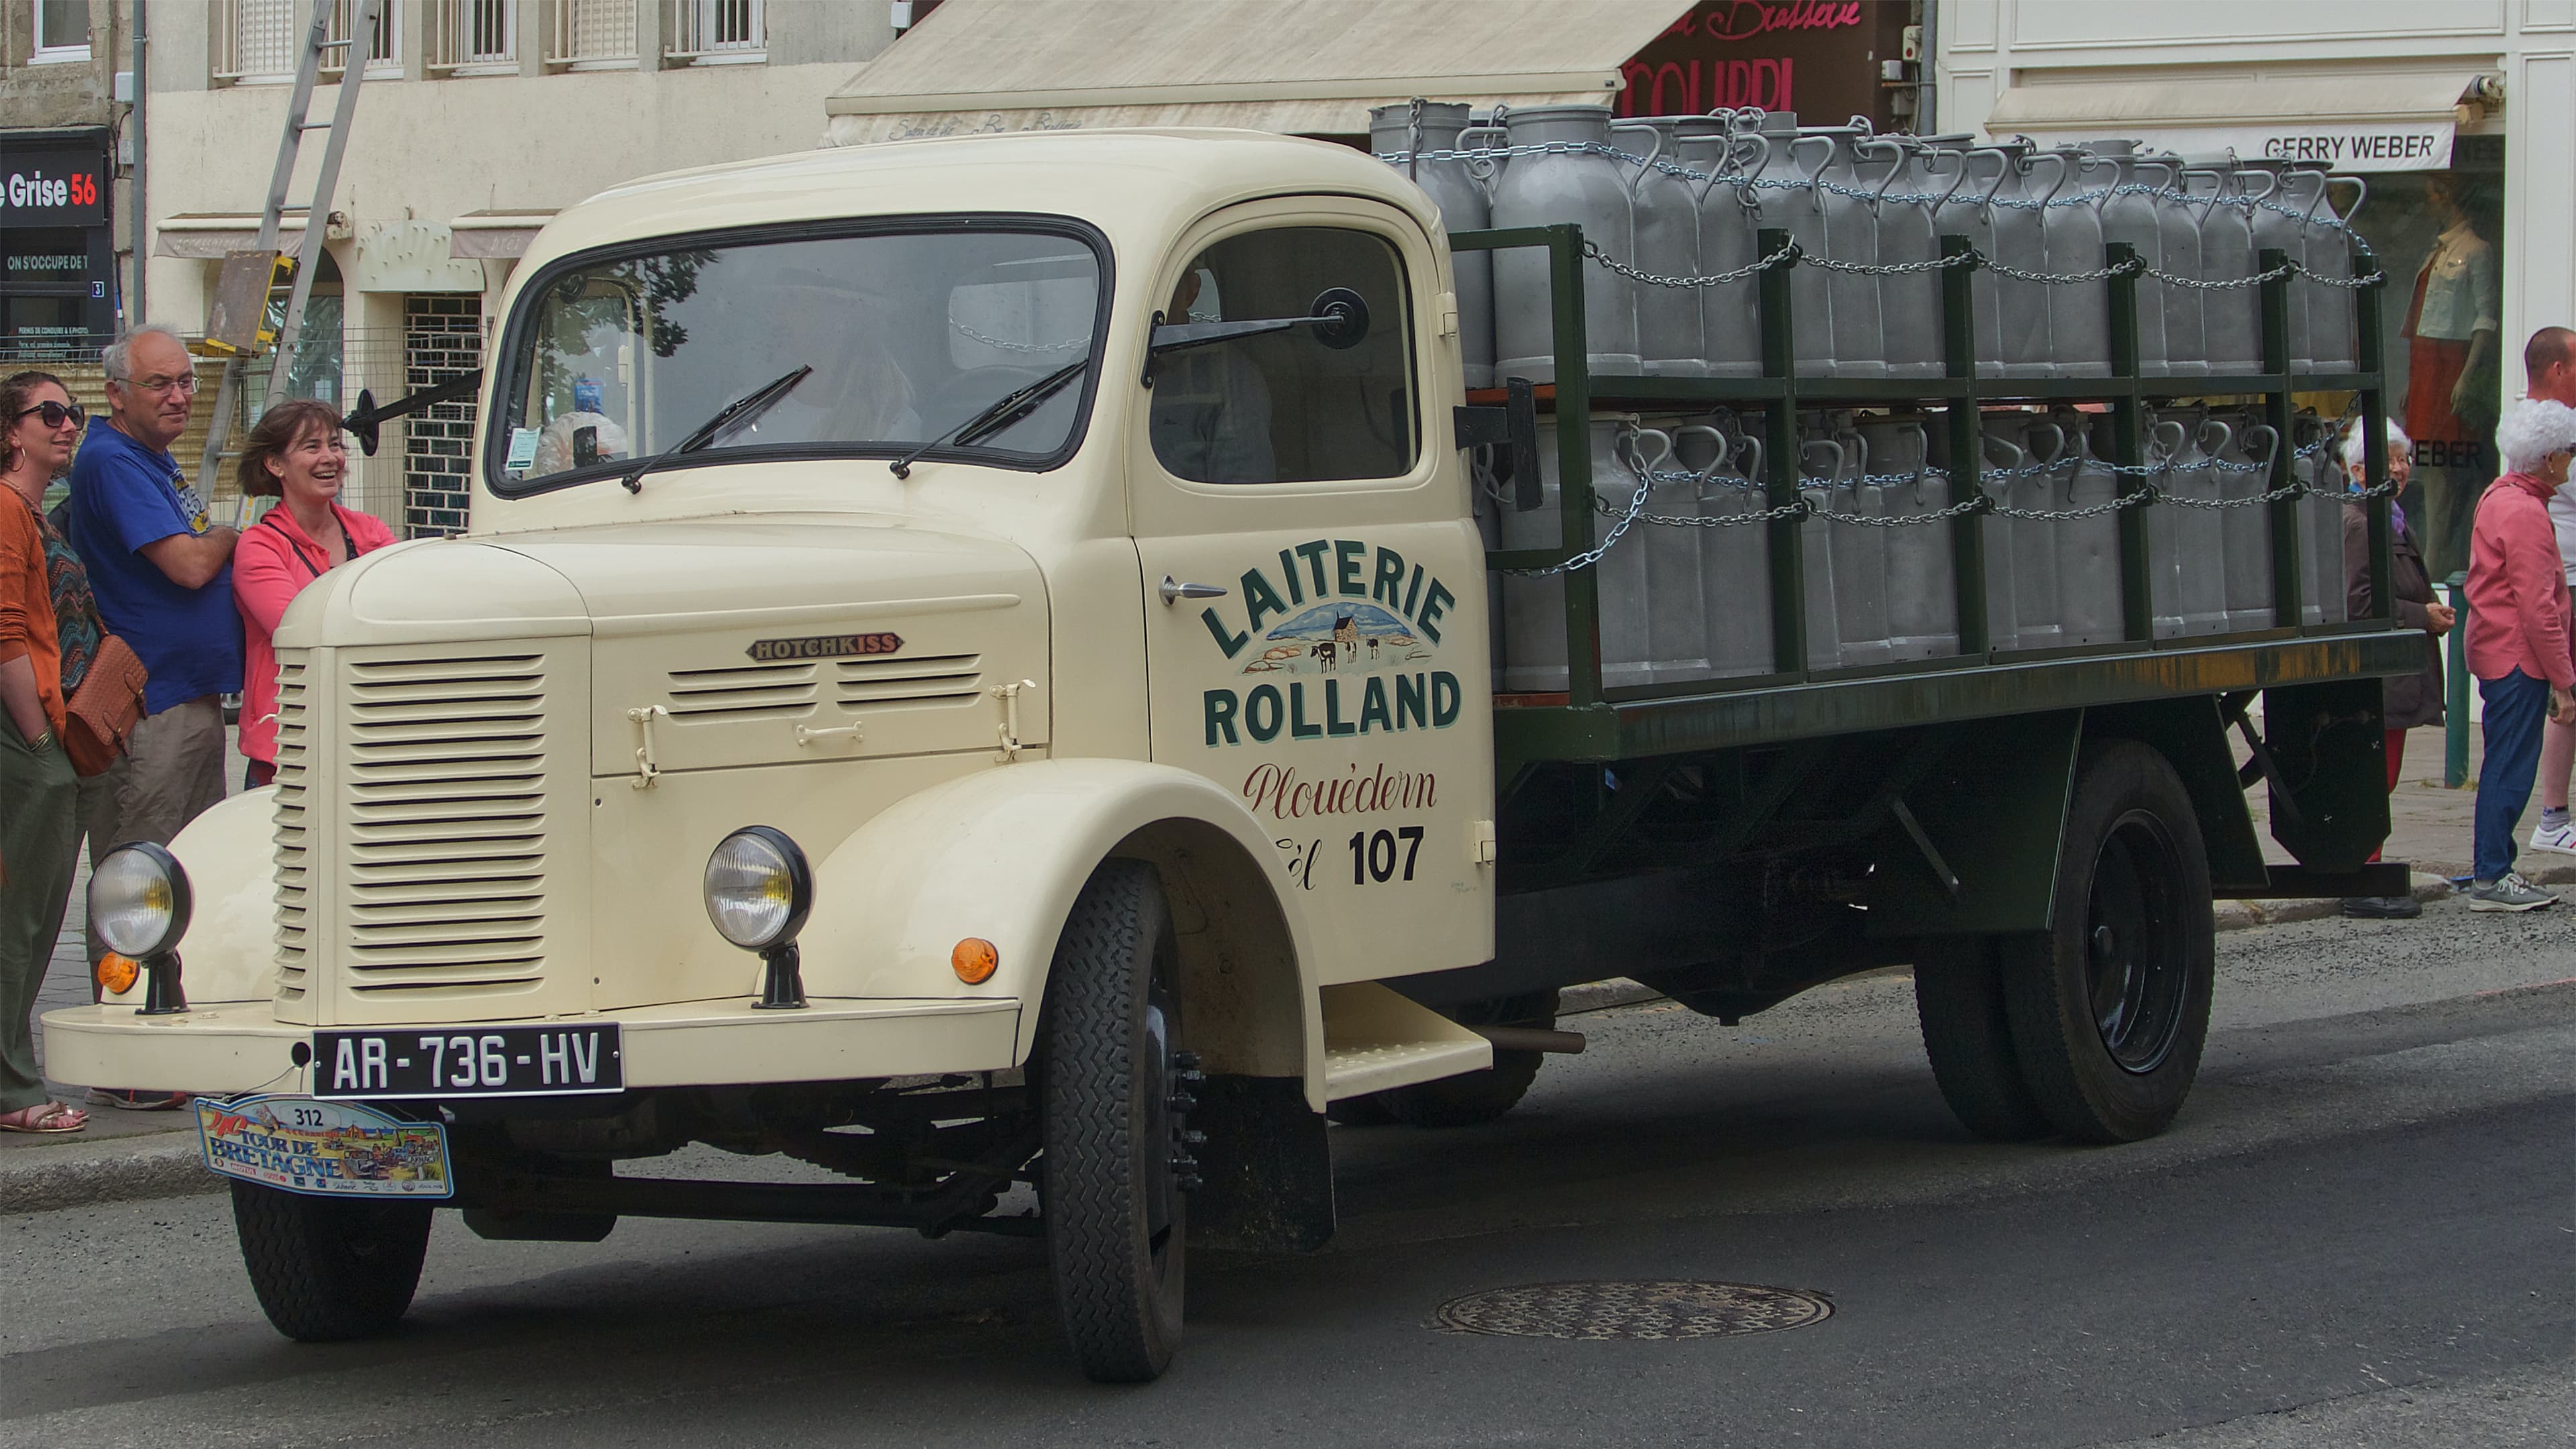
[1040,859,1189,1383]
[231,1181,432,1342]
[2000,741,2216,1144]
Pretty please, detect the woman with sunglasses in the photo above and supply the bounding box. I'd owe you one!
[0,372,93,1133]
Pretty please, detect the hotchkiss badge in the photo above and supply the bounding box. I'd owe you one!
[747,632,904,662]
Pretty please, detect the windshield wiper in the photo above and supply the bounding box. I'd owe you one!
[890,356,1090,480]
[617,364,812,494]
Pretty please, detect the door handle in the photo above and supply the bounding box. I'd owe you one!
[1159,576,1228,605]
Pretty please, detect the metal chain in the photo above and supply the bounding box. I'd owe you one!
[1504,450,1658,576]
[1979,256,2146,286]
[2155,480,2308,509]
[1580,239,1794,290]
[1988,489,2157,522]
[1799,250,1986,278]
[2142,261,2298,290]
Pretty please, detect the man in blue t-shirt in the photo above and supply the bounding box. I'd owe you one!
[67,323,241,882]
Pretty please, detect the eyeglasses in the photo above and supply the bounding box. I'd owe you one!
[11,400,85,429]
[116,373,199,396]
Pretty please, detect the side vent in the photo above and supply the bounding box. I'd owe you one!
[665,660,820,722]
[833,653,983,710]
[272,653,311,1000]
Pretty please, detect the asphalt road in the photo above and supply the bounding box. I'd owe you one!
[5,899,2570,1449]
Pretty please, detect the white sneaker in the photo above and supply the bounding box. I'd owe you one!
[2532,820,2576,856]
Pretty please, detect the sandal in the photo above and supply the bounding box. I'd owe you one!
[0,1101,87,1134]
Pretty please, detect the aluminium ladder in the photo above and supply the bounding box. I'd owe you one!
[192,0,381,496]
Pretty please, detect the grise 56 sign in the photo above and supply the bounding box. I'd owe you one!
[1,146,108,229]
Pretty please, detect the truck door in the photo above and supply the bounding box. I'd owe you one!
[1132,201,1497,985]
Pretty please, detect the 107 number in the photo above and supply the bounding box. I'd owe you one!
[1348,826,1424,885]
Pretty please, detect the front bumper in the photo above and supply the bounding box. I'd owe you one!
[40,997,1023,1097]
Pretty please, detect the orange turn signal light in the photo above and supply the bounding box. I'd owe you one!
[96,953,140,996]
[951,937,999,985]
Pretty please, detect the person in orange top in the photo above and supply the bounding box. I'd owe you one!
[0,372,85,1133]
[231,399,397,790]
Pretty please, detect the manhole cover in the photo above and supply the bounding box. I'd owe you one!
[1432,1280,1833,1340]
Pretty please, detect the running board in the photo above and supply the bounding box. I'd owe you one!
[1320,982,1493,1101]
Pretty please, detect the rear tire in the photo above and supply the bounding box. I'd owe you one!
[231,1181,431,1342]
[1377,989,1560,1129]
[1913,936,2051,1141]
[2000,741,2215,1144]
[1040,859,1189,1383]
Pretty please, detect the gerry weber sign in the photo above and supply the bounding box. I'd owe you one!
[2036,121,2454,175]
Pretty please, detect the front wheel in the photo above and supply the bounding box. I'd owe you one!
[2000,740,2216,1144]
[231,1181,432,1341]
[1040,859,1190,1383]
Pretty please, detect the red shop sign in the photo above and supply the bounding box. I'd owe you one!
[1617,0,1907,128]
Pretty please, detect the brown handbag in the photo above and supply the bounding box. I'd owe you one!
[63,633,147,777]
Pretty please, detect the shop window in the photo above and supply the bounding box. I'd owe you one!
[2367,152,2506,580]
[1148,227,1417,486]
[34,0,92,61]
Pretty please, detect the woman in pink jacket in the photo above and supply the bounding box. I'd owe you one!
[231,399,396,789]
[2463,398,2576,909]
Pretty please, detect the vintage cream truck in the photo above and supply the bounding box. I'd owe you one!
[45,128,2418,1383]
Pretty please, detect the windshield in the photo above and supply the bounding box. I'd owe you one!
[491,224,1106,491]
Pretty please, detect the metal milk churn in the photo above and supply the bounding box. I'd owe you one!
[1863,136,1962,380]
[1371,102,1497,389]
[2045,412,2126,647]
[2249,161,2314,373]
[1678,117,1764,379]
[2214,415,2281,633]
[2037,146,2110,377]
[1971,142,2055,378]
[1631,119,1707,376]
[2145,152,2206,376]
[1800,122,1887,380]
[1983,413,2063,650]
[1796,433,1845,671]
[1590,423,1693,684]
[1629,417,1711,680]
[2148,411,2232,636]
[2300,175,2368,373]
[1928,418,2018,651]
[1676,419,1774,678]
[2190,165,2266,375]
[1860,417,1958,659]
[1500,414,1660,691]
[2302,421,2351,625]
[2086,140,2168,376]
[1490,105,1644,382]
[1736,111,1836,377]
[1824,415,1892,666]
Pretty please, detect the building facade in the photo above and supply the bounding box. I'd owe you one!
[1934,0,2569,576]
[139,0,906,534]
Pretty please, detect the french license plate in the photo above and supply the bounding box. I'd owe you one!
[197,1095,453,1199]
[311,1024,624,1099]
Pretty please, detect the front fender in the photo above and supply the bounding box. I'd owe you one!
[99,788,279,1007]
[796,759,1323,1095]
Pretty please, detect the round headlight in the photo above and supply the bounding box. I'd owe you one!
[703,826,811,951]
[90,842,192,959]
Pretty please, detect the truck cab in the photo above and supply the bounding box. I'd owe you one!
[48,131,1503,1382]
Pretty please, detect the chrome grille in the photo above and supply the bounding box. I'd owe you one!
[833,653,983,708]
[272,651,311,1000]
[341,653,549,996]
